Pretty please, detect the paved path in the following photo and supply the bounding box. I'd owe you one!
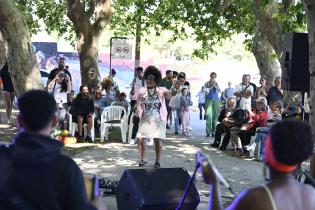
[74,112,264,209]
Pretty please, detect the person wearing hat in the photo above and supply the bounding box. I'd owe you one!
[200,120,315,210]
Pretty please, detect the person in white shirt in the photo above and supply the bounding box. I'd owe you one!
[234,74,254,110]
[129,67,145,144]
[196,86,206,120]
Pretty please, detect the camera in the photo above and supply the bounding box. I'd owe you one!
[58,72,66,79]
[83,173,100,201]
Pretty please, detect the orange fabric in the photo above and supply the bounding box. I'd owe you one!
[264,134,298,173]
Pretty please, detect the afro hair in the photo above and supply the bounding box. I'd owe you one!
[144,66,162,85]
[270,120,313,166]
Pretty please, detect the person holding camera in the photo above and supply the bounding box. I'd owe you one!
[47,70,72,130]
[0,90,106,210]
[46,57,72,89]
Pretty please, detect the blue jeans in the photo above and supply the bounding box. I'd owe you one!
[174,108,180,133]
[250,127,269,155]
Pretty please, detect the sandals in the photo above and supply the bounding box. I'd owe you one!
[138,160,148,167]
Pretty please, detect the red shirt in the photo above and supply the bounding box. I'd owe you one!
[246,111,269,130]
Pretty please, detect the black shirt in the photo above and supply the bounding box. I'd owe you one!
[0,132,96,210]
[48,68,72,81]
[0,63,14,92]
[71,93,95,116]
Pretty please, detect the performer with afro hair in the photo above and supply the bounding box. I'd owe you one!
[131,66,171,168]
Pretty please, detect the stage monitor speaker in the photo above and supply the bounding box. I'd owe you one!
[116,168,200,210]
[282,33,310,92]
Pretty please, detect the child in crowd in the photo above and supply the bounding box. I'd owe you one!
[180,88,192,136]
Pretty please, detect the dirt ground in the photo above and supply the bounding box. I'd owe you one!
[0,110,264,210]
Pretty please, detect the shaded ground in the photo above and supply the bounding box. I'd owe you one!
[0,109,264,210]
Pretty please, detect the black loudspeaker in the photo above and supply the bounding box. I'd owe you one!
[116,168,200,210]
[282,33,310,92]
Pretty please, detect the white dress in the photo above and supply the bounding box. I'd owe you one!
[136,89,166,139]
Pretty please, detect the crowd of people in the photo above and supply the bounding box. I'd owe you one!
[1,59,315,210]
[196,73,306,160]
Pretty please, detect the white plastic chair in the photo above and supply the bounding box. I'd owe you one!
[100,106,127,143]
[67,113,95,141]
[128,112,135,143]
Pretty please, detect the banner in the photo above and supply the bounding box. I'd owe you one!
[111,38,132,59]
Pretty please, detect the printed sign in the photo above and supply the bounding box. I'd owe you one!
[111,38,132,59]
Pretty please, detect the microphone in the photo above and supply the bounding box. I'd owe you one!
[195,151,235,195]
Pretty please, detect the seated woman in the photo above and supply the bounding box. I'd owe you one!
[111,92,129,113]
[244,100,283,158]
[211,97,236,148]
[47,71,71,129]
[201,120,315,210]
[93,88,108,133]
[230,97,269,153]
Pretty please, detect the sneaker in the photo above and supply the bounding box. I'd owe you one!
[138,160,148,167]
[129,139,135,145]
[187,126,193,131]
[166,125,170,129]
[77,136,85,143]
[211,143,220,148]
[175,131,179,135]
[85,135,93,143]
[154,161,161,168]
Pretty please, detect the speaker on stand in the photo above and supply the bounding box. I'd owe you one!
[282,33,310,121]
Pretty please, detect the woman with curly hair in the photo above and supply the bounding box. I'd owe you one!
[131,66,170,168]
[201,120,315,210]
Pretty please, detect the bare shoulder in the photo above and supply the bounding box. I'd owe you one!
[227,187,265,210]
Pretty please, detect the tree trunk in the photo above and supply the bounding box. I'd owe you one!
[134,19,141,69]
[303,0,315,129]
[67,0,112,89]
[0,0,43,95]
[253,0,284,64]
[78,31,100,90]
[0,33,5,68]
[252,23,280,85]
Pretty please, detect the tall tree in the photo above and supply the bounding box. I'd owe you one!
[0,0,43,95]
[16,0,113,88]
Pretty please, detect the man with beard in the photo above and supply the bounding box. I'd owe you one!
[70,85,94,142]
[46,57,72,89]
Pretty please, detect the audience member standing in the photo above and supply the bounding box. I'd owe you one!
[266,76,284,107]
[101,69,120,104]
[47,70,72,129]
[129,67,145,144]
[234,74,254,110]
[0,63,15,125]
[204,72,221,137]
[220,81,234,105]
[170,72,186,135]
[196,87,206,120]
[159,70,173,128]
[180,88,193,136]
[255,76,269,99]
[47,57,72,87]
